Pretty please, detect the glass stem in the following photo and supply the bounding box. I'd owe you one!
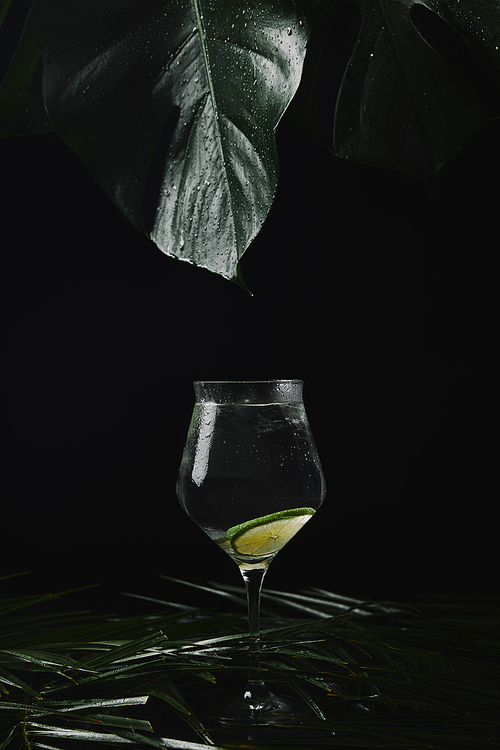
[240,566,268,702]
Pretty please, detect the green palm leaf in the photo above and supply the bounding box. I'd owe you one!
[1,576,499,749]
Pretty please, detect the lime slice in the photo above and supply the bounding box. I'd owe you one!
[228,507,315,557]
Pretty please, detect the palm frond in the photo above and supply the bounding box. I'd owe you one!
[1,575,499,749]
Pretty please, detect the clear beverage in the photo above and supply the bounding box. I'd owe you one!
[177,398,325,569]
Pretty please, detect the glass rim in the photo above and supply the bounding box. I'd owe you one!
[193,380,304,404]
[193,379,303,384]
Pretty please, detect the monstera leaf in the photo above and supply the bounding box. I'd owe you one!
[0,3,52,135]
[1,0,499,283]
[291,0,500,180]
[23,0,309,284]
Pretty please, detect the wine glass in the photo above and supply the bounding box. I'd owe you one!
[176,380,326,725]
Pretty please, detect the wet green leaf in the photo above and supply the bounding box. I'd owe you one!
[0,726,18,750]
[145,675,213,744]
[25,722,204,748]
[27,0,310,284]
[1,578,499,750]
[0,6,53,136]
[0,666,41,698]
[32,697,149,715]
[293,0,500,181]
[0,0,15,27]
[0,649,95,675]
[83,633,168,669]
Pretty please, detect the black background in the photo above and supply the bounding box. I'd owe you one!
[1,13,498,607]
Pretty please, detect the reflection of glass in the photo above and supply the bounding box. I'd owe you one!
[177,380,326,724]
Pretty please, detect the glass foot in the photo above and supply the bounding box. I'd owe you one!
[215,679,311,727]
